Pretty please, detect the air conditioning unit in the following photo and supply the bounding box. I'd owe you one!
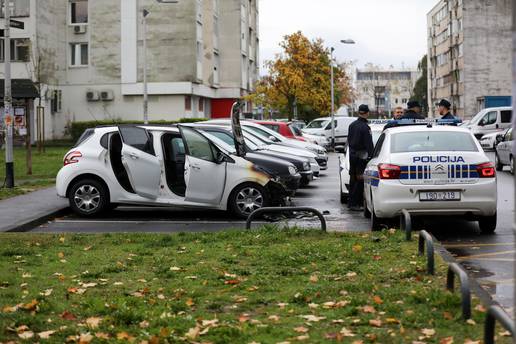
[86,90,100,101]
[74,25,87,34]
[100,90,114,101]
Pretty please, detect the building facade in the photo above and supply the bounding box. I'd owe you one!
[427,0,511,119]
[0,0,259,140]
[355,66,419,117]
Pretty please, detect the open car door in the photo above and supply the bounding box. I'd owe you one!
[119,126,161,199]
[179,126,226,205]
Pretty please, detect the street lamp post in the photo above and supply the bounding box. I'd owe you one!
[3,0,14,188]
[330,39,355,150]
[142,0,178,124]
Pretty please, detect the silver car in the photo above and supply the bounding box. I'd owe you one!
[495,128,514,174]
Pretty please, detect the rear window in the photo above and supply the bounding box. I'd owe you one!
[75,128,95,147]
[391,131,478,153]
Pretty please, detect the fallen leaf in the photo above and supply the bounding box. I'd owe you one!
[268,315,280,322]
[421,328,436,337]
[86,317,102,329]
[295,335,309,341]
[362,305,376,313]
[463,340,480,344]
[373,296,383,304]
[81,282,97,288]
[340,327,355,337]
[185,326,200,340]
[466,319,476,325]
[369,319,382,327]
[278,303,289,309]
[308,303,319,309]
[294,326,309,333]
[386,318,400,324]
[309,275,319,283]
[95,332,110,339]
[443,311,453,320]
[300,315,326,322]
[38,330,56,339]
[224,279,240,285]
[439,337,454,344]
[170,266,182,271]
[2,304,19,313]
[83,246,93,251]
[18,331,34,339]
[185,298,195,307]
[40,288,53,297]
[499,330,512,337]
[159,327,170,337]
[352,245,362,253]
[346,272,357,278]
[60,311,77,321]
[59,236,65,243]
[117,331,134,341]
[58,252,65,259]
[21,299,38,311]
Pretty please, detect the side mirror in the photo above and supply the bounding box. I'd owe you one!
[216,151,227,164]
[496,135,504,143]
[478,120,485,127]
[335,145,346,153]
[269,136,279,142]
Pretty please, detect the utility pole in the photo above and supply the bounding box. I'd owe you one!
[142,9,149,124]
[4,0,14,188]
[512,0,516,325]
[330,47,335,149]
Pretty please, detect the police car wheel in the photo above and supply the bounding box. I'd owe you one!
[478,214,497,234]
[369,196,383,231]
[495,154,503,171]
[229,183,270,219]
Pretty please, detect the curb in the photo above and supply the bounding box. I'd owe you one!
[3,207,70,233]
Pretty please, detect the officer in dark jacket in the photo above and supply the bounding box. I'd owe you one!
[347,104,374,211]
[438,99,456,120]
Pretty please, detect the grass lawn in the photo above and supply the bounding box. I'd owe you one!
[0,228,510,343]
[0,147,70,200]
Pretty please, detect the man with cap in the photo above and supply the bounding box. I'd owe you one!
[347,104,374,211]
[401,100,425,120]
[438,99,456,120]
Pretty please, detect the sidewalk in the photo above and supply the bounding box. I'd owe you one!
[0,187,68,232]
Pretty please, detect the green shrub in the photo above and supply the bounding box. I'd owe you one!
[69,118,208,142]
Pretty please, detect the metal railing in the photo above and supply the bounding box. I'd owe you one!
[400,209,412,241]
[446,262,471,319]
[246,207,327,232]
[418,230,435,275]
[484,305,515,344]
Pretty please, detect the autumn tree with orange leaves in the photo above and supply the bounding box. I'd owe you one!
[248,31,355,121]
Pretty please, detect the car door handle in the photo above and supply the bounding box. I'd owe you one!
[129,153,139,160]
[191,164,201,171]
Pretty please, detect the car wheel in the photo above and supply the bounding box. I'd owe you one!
[479,213,497,234]
[510,156,514,175]
[229,183,270,219]
[69,179,109,217]
[495,153,503,171]
[370,194,384,231]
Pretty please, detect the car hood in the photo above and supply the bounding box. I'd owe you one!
[244,152,296,176]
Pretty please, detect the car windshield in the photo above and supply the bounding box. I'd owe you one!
[391,131,479,153]
[306,119,329,129]
[244,124,285,142]
[470,110,488,125]
[289,124,302,136]
[372,130,382,145]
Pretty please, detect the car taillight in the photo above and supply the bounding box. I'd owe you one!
[477,162,496,178]
[378,163,401,179]
[64,151,82,166]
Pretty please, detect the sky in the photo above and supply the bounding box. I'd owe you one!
[258,0,437,73]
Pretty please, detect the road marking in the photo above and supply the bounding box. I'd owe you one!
[444,243,515,248]
[456,250,516,260]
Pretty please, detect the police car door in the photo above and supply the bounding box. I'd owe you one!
[179,126,226,205]
[118,126,161,199]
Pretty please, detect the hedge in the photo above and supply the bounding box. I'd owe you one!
[69,118,208,142]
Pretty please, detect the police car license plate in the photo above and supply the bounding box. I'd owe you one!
[419,191,461,202]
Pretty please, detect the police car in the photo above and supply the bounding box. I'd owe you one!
[363,121,497,233]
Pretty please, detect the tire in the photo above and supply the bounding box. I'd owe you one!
[69,178,109,217]
[369,194,384,231]
[495,153,503,171]
[363,199,371,219]
[229,183,270,219]
[510,156,514,175]
[479,213,497,234]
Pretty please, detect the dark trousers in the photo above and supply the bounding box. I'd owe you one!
[349,156,367,208]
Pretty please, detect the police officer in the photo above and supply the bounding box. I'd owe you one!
[438,99,456,120]
[347,104,374,211]
[401,100,425,120]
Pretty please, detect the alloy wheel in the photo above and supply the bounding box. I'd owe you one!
[74,185,101,213]
[235,187,264,216]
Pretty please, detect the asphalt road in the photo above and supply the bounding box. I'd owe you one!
[29,151,515,312]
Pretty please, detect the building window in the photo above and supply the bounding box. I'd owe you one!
[198,97,204,112]
[185,95,192,111]
[70,43,88,66]
[51,90,62,113]
[213,53,220,85]
[0,38,30,62]
[70,0,88,24]
[1,0,30,18]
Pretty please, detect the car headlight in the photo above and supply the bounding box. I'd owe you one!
[302,162,310,171]
[288,165,297,176]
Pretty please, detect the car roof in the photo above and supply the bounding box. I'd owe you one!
[384,125,472,135]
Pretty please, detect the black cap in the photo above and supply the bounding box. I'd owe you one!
[358,104,369,113]
[407,100,421,109]
[438,99,451,109]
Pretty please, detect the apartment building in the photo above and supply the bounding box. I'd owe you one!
[355,66,419,116]
[0,0,259,140]
[427,0,511,119]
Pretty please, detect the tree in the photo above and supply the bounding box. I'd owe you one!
[247,31,354,122]
[411,55,428,115]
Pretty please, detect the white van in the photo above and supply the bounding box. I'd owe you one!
[303,116,357,144]
[464,106,512,139]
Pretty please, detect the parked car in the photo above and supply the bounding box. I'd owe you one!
[303,116,357,145]
[57,125,288,219]
[207,120,329,170]
[289,124,330,148]
[479,130,505,151]
[495,128,514,174]
[254,120,306,141]
[190,124,315,186]
[463,107,512,139]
